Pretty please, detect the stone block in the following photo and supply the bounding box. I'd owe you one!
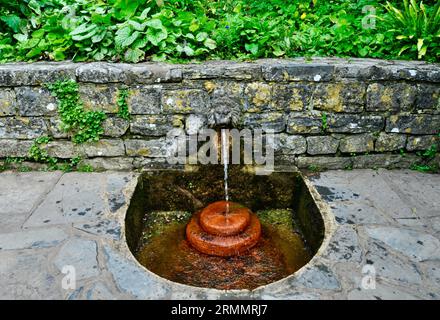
[0,139,33,157]
[312,82,365,113]
[15,87,57,116]
[130,115,182,136]
[127,86,161,114]
[0,117,48,139]
[162,89,208,114]
[79,139,125,157]
[102,116,129,137]
[416,84,440,113]
[272,83,311,111]
[339,134,374,153]
[243,82,272,112]
[275,133,307,155]
[243,112,285,133]
[0,63,76,86]
[375,133,406,152]
[296,156,352,170]
[287,113,322,134]
[0,89,17,116]
[367,82,416,112]
[262,62,335,82]
[386,115,439,135]
[406,135,438,151]
[80,84,118,113]
[307,136,339,155]
[328,114,384,133]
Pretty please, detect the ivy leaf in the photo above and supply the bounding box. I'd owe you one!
[28,0,41,15]
[13,34,28,42]
[133,37,148,49]
[273,48,285,57]
[1,15,21,33]
[196,32,208,42]
[245,43,258,55]
[71,23,97,36]
[183,45,195,56]
[145,19,164,30]
[72,27,98,41]
[115,26,132,48]
[146,28,167,46]
[91,32,106,43]
[124,48,144,63]
[129,20,146,32]
[53,49,66,61]
[203,38,217,50]
[122,31,140,48]
[140,8,151,20]
[189,21,199,32]
[114,0,140,20]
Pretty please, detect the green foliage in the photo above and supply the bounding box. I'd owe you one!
[27,136,91,172]
[117,88,130,120]
[46,79,106,144]
[410,142,439,173]
[0,156,26,172]
[321,112,328,133]
[384,0,440,60]
[0,0,438,63]
[307,164,321,172]
[28,136,58,169]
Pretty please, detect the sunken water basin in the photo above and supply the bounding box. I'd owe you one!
[125,165,324,290]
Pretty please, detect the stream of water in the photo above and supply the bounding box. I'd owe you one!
[221,129,229,213]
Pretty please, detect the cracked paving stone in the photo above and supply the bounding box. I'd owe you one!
[106,173,136,213]
[288,263,341,290]
[23,173,108,227]
[347,281,422,300]
[104,245,170,299]
[420,261,440,289]
[323,225,363,262]
[0,249,61,299]
[378,169,440,217]
[312,170,424,227]
[85,282,116,300]
[328,200,389,225]
[0,227,67,250]
[53,239,99,280]
[314,185,360,202]
[0,172,62,233]
[365,240,422,285]
[74,219,121,240]
[364,226,440,262]
[256,282,322,300]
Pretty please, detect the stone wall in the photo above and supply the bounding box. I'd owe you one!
[0,58,439,171]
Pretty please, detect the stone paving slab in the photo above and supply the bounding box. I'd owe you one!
[0,172,62,233]
[0,169,439,300]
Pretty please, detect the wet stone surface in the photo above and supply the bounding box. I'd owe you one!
[0,169,439,299]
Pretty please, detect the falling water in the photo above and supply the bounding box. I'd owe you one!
[221,129,229,213]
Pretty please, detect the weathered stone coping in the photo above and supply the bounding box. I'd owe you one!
[1,57,440,86]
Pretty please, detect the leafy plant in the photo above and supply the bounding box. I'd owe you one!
[321,112,328,133]
[384,0,440,60]
[410,142,439,173]
[117,88,130,120]
[46,79,106,144]
[0,0,439,63]
[28,136,58,169]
